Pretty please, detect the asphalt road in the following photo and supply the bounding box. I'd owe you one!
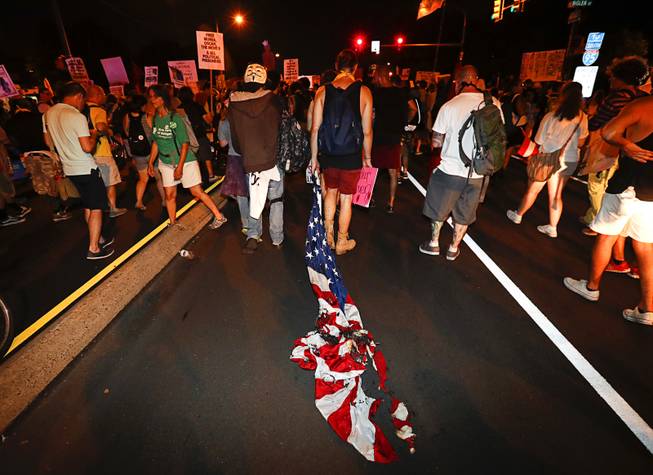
[2,155,652,474]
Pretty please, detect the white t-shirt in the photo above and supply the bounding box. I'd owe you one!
[43,103,97,176]
[534,111,589,163]
[432,92,503,179]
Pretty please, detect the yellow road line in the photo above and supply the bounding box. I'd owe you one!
[4,177,224,356]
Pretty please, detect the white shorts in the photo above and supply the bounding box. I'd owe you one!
[95,155,122,186]
[590,187,653,243]
[158,161,202,189]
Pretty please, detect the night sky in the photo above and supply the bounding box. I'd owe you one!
[1,0,650,87]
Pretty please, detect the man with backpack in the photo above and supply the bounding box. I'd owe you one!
[419,65,505,261]
[228,64,284,254]
[310,49,374,256]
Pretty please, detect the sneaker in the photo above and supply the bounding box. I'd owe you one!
[537,224,557,238]
[0,215,26,227]
[386,204,394,214]
[628,266,640,279]
[208,215,227,230]
[582,227,598,236]
[241,227,248,236]
[167,222,186,230]
[446,245,461,261]
[109,208,127,218]
[401,172,409,181]
[563,277,599,302]
[135,204,147,211]
[18,205,32,218]
[86,247,115,260]
[622,307,653,326]
[605,260,631,274]
[99,236,115,248]
[506,210,522,224]
[418,241,440,256]
[272,241,283,249]
[208,175,219,183]
[52,210,73,222]
[242,237,259,254]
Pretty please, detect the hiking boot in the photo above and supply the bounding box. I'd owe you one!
[87,247,115,260]
[628,266,640,279]
[324,219,335,250]
[208,215,227,230]
[0,215,26,227]
[335,232,356,255]
[605,260,631,274]
[537,224,557,238]
[623,307,653,326]
[582,227,598,236]
[418,241,440,256]
[242,238,259,254]
[52,210,73,222]
[506,210,522,224]
[109,208,127,218]
[563,277,599,302]
[446,245,461,261]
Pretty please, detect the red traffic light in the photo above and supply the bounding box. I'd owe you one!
[356,37,364,46]
[396,36,405,45]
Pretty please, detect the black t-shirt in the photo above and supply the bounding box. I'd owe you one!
[4,111,47,153]
[606,131,653,201]
[372,87,407,146]
[181,101,208,140]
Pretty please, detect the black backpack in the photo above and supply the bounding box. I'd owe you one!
[318,82,363,156]
[127,113,151,157]
[277,108,310,173]
[458,92,507,176]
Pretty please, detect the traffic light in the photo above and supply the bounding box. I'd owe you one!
[354,35,366,52]
[395,35,405,49]
[492,0,504,22]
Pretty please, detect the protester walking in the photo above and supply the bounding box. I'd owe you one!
[506,82,588,238]
[146,85,226,229]
[43,82,114,259]
[178,86,218,183]
[123,94,155,211]
[228,64,284,254]
[310,49,374,255]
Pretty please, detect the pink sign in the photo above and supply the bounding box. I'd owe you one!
[100,57,129,85]
[352,167,378,208]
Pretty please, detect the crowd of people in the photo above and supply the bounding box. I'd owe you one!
[0,50,651,324]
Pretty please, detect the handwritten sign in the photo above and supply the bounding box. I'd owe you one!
[144,66,158,87]
[109,85,124,98]
[0,65,19,98]
[65,57,91,87]
[196,31,225,70]
[352,167,378,208]
[284,59,299,83]
[100,57,129,85]
[167,60,198,89]
[520,49,565,82]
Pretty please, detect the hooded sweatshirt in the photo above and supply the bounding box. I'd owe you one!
[228,89,282,173]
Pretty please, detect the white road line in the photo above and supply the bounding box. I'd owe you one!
[407,171,653,455]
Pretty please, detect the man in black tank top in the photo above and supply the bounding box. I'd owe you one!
[310,49,373,256]
[564,95,653,325]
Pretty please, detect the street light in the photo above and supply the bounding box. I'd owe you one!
[233,13,245,26]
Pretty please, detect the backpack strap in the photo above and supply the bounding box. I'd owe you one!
[458,114,474,167]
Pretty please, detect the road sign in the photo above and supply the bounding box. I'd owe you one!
[585,32,605,51]
[582,50,599,66]
[573,66,599,98]
[371,40,380,54]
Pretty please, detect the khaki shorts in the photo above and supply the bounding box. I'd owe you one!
[591,187,653,243]
[158,161,202,189]
[94,155,122,187]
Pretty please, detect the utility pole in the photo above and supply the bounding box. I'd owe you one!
[51,0,72,57]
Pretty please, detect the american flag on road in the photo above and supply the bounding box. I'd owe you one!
[291,178,416,463]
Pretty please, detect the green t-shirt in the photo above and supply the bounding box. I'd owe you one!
[152,112,197,165]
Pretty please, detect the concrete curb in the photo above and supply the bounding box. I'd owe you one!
[0,192,225,433]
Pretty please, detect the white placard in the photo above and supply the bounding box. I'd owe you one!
[196,31,225,71]
[144,66,158,87]
[0,65,19,98]
[371,40,380,55]
[573,66,599,98]
[284,59,299,83]
[100,56,129,85]
[167,60,198,89]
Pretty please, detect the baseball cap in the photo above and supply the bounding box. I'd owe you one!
[244,64,267,84]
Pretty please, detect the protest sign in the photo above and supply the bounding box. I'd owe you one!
[109,85,124,98]
[167,60,198,89]
[573,66,599,98]
[0,65,19,98]
[65,57,91,87]
[196,31,225,70]
[352,168,379,208]
[100,57,129,85]
[401,68,411,81]
[284,59,299,83]
[144,66,158,87]
[519,49,565,82]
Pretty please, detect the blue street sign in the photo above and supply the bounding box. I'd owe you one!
[583,50,599,66]
[585,32,605,51]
